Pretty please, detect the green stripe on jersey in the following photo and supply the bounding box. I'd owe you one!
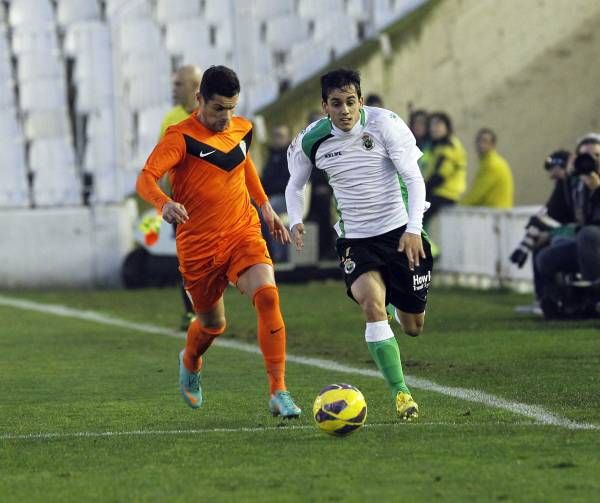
[301,118,333,159]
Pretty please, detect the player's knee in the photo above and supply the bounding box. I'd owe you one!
[199,316,227,335]
[253,284,279,311]
[359,297,386,320]
[401,316,424,337]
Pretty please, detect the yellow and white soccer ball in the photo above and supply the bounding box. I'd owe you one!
[313,384,367,436]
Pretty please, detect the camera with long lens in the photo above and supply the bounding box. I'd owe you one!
[572,153,599,176]
[509,214,561,268]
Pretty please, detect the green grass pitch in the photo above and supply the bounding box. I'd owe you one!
[0,283,598,502]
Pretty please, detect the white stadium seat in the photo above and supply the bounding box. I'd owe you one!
[57,0,101,27]
[12,26,60,55]
[126,74,170,110]
[105,0,152,20]
[118,19,162,55]
[8,0,54,28]
[0,138,30,207]
[64,22,114,112]
[19,78,67,111]
[30,137,81,206]
[29,137,77,172]
[264,16,310,51]
[155,0,200,25]
[254,0,295,18]
[297,0,344,17]
[164,19,208,55]
[86,109,115,140]
[16,52,63,82]
[23,109,71,140]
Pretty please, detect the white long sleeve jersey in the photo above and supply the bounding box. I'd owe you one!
[285,106,426,239]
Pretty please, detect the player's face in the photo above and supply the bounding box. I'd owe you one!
[322,86,363,132]
[197,93,239,132]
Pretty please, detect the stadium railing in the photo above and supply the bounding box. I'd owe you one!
[433,206,540,292]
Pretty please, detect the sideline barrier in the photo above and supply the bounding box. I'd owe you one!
[434,206,541,291]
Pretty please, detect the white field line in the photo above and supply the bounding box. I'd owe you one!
[0,295,597,432]
[0,421,546,442]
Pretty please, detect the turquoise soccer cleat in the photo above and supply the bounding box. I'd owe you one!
[178,350,203,409]
[268,390,301,419]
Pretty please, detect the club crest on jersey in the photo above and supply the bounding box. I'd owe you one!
[343,258,356,275]
[239,140,247,157]
[362,134,374,151]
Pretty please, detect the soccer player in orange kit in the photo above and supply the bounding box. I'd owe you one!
[137,66,301,418]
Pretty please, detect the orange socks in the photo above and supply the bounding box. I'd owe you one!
[183,319,225,372]
[253,285,287,394]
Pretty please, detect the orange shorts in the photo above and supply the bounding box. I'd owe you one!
[181,229,272,313]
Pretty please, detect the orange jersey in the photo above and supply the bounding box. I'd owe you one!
[136,114,268,267]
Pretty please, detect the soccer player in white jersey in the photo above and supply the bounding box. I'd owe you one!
[285,69,432,419]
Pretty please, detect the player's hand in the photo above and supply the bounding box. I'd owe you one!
[398,232,426,271]
[260,202,291,245]
[291,223,305,250]
[161,201,189,224]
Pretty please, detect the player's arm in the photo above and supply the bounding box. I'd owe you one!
[244,154,290,244]
[285,135,313,250]
[136,130,188,224]
[382,114,427,270]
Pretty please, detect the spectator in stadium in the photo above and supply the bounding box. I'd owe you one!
[159,65,203,137]
[423,112,467,227]
[408,109,431,173]
[461,128,514,209]
[157,65,203,331]
[260,124,291,262]
[137,66,301,418]
[365,93,383,107]
[535,134,600,297]
[286,68,431,421]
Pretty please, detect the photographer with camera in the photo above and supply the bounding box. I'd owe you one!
[511,150,576,313]
[533,134,600,318]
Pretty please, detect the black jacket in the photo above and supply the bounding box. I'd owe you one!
[261,146,289,197]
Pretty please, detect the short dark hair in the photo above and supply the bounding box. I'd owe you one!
[576,133,600,153]
[477,127,497,144]
[199,65,240,102]
[544,150,570,171]
[320,68,361,102]
[409,109,428,128]
[365,93,383,107]
[428,112,453,136]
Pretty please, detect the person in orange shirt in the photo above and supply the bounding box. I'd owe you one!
[137,66,301,418]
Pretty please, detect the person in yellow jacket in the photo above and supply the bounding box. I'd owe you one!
[159,65,203,138]
[423,112,467,226]
[461,128,514,209]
